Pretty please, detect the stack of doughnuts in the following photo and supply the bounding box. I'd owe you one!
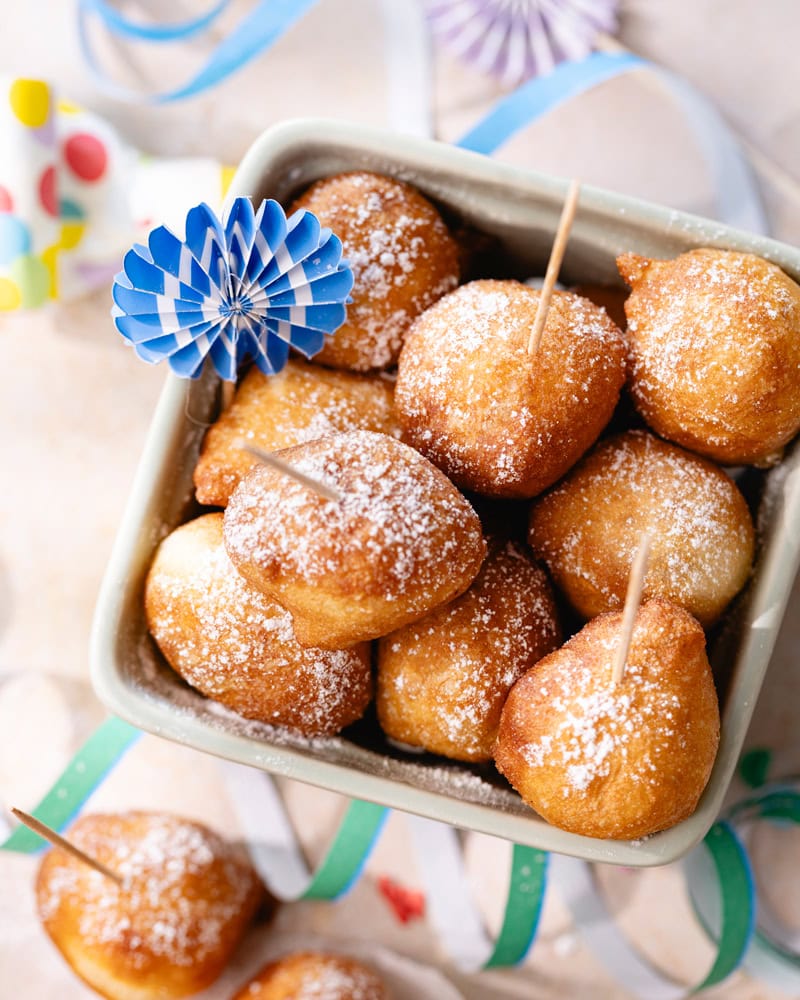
[142,169,800,841]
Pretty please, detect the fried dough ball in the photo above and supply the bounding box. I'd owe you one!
[36,811,266,1000]
[145,513,372,735]
[394,280,626,498]
[618,248,800,465]
[289,172,459,372]
[528,430,754,626]
[377,539,561,761]
[194,360,400,507]
[232,952,388,1000]
[495,599,720,840]
[223,430,486,649]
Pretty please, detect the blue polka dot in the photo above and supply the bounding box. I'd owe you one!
[0,214,31,265]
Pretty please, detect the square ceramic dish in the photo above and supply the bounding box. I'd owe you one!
[90,119,800,866]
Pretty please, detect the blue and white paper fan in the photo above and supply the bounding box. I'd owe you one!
[112,197,354,381]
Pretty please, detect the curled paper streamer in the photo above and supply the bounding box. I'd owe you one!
[78,0,319,104]
[219,762,387,901]
[550,826,755,998]
[0,717,140,854]
[407,814,547,971]
[0,77,231,312]
[6,715,800,995]
[707,783,800,993]
[112,197,354,381]
[457,50,768,235]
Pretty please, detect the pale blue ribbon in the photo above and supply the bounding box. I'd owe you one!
[77,0,319,103]
[457,50,767,235]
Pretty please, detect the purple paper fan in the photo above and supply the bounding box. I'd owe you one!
[112,197,353,382]
[426,0,618,86]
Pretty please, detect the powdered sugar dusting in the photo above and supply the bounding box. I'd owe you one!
[37,813,259,968]
[146,515,371,736]
[519,613,694,797]
[194,361,400,505]
[395,280,625,494]
[292,172,459,370]
[529,429,754,623]
[622,248,800,458]
[378,539,560,759]
[243,952,387,999]
[224,430,484,608]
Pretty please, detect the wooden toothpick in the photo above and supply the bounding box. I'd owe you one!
[11,808,123,886]
[527,178,581,355]
[240,442,344,503]
[220,380,236,413]
[611,533,652,685]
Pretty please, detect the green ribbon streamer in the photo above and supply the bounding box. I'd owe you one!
[485,845,548,968]
[1,716,141,853]
[0,710,776,991]
[694,821,755,990]
[301,799,388,900]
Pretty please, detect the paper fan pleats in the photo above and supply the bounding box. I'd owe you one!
[112,197,353,381]
[425,0,618,87]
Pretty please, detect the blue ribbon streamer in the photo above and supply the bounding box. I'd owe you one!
[78,0,230,43]
[458,51,646,154]
[456,50,767,235]
[77,0,320,103]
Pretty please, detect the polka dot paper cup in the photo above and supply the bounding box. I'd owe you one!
[0,77,128,311]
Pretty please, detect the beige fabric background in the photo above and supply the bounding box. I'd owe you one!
[1,1,800,997]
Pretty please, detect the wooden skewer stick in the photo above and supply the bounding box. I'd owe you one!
[527,178,581,355]
[611,533,652,685]
[240,442,344,503]
[220,380,236,413]
[11,808,123,886]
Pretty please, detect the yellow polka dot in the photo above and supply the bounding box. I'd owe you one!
[0,276,22,311]
[9,79,50,128]
[60,220,85,250]
[220,164,237,200]
[57,98,82,115]
[42,245,60,299]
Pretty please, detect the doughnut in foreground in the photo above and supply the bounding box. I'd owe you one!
[619,248,800,465]
[223,430,486,648]
[145,513,372,735]
[394,280,626,498]
[377,539,561,761]
[232,951,388,1000]
[194,360,400,507]
[289,171,459,372]
[36,811,266,1000]
[494,599,720,840]
[528,430,754,626]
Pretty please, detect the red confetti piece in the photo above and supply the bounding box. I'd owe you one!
[0,185,13,213]
[377,875,426,925]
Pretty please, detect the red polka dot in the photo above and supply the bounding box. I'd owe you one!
[39,166,58,216]
[63,133,107,182]
[0,186,12,213]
